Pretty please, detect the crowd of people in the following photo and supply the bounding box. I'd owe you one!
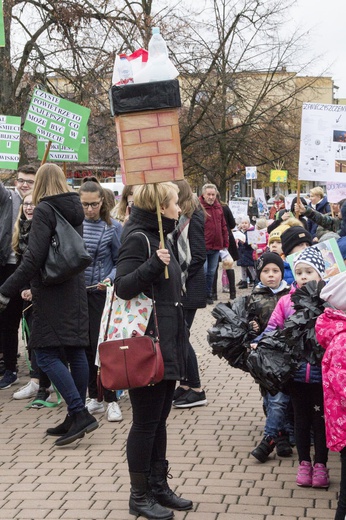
[0,173,346,519]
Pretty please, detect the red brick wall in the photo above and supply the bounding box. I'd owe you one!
[115,108,184,185]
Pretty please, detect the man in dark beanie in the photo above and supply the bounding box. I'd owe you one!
[281,226,313,258]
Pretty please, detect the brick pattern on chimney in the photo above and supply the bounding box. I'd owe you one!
[115,108,184,185]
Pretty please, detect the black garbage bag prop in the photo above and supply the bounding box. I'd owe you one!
[207,296,255,372]
[283,280,328,366]
[246,280,328,395]
[246,329,298,395]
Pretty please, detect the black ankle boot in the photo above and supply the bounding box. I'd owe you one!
[46,414,73,436]
[149,460,193,511]
[129,472,173,519]
[251,435,276,462]
[54,408,98,446]
[275,431,293,457]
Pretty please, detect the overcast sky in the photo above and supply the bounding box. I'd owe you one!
[290,0,346,98]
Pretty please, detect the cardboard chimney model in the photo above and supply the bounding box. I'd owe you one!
[109,79,184,185]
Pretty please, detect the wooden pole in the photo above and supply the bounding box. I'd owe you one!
[295,180,301,218]
[63,162,67,177]
[154,184,169,279]
[41,141,52,165]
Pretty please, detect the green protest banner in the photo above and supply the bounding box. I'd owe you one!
[37,130,89,162]
[23,88,90,150]
[0,115,21,169]
[0,0,4,47]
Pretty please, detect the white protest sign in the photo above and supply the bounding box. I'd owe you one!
[326,182,346,203]
[245,166,257,179]
[229,200,248,221]
[299,103,346,183]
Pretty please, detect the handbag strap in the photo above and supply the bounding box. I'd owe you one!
[42,201,72,227]
[103,232,160,342]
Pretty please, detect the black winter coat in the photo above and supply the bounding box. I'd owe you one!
[237,227,255,267]
[221,203,239,261]
[0,192,89,349]
[180,208,207,310]
[115,206,188,381]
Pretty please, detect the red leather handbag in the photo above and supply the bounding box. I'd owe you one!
[98,331,164,391]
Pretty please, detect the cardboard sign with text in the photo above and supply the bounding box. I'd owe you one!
[23,88,90,150]
[0,115,21,169]
[37,131,89,163]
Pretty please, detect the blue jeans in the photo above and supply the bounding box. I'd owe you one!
[35,347,89,415]
[204,250,220,296]
[263,391,290,438]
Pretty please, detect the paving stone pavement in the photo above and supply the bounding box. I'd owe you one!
[0,266,340,519]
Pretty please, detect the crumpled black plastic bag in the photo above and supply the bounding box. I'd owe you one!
[207,296,254,371]
[246,329,298,395]
[283,280,328,365]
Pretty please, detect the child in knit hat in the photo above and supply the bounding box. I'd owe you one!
[248,252,292,463]
[280,225,313,284]
[317,272,346,519]
[268,224,290,256]
[254,246,329,487]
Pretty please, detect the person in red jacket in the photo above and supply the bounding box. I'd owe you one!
[199,183,229,304]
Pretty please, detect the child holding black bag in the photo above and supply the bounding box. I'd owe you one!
[255,247,329,488]
[247,252,291,462]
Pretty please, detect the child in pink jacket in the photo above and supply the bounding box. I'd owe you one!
[317,271,346,520]
[256,246,329,488]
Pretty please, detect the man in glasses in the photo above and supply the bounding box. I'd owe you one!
[0,165,37,389]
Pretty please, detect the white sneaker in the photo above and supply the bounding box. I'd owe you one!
[106,402,123,422]
[13,380,39,400]
[86,397,105,414]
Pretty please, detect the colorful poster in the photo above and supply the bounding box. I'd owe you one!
[253,188,269,216]
[298,103,346,183]
[247,229,267,246]
[286,239,346,281]
[0,115,21,169]
[23,88,90,150]
[37,131,89,162]
[245,166,257,179]
[270,169,288,182]
[0,0,4,47]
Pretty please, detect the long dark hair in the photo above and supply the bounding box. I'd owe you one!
[79,177,111,225]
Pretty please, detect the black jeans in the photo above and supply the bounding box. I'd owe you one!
[179,309,201,388]
[127,379,176,473]
[24,306,50,388]
[86,290,117,403]
[289,381,328,464]
[335,447,346,520]
[0,264,22,372]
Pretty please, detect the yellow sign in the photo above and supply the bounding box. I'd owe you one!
[270,169,287,182]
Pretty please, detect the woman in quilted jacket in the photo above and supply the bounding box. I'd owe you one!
[317,272,346,520]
